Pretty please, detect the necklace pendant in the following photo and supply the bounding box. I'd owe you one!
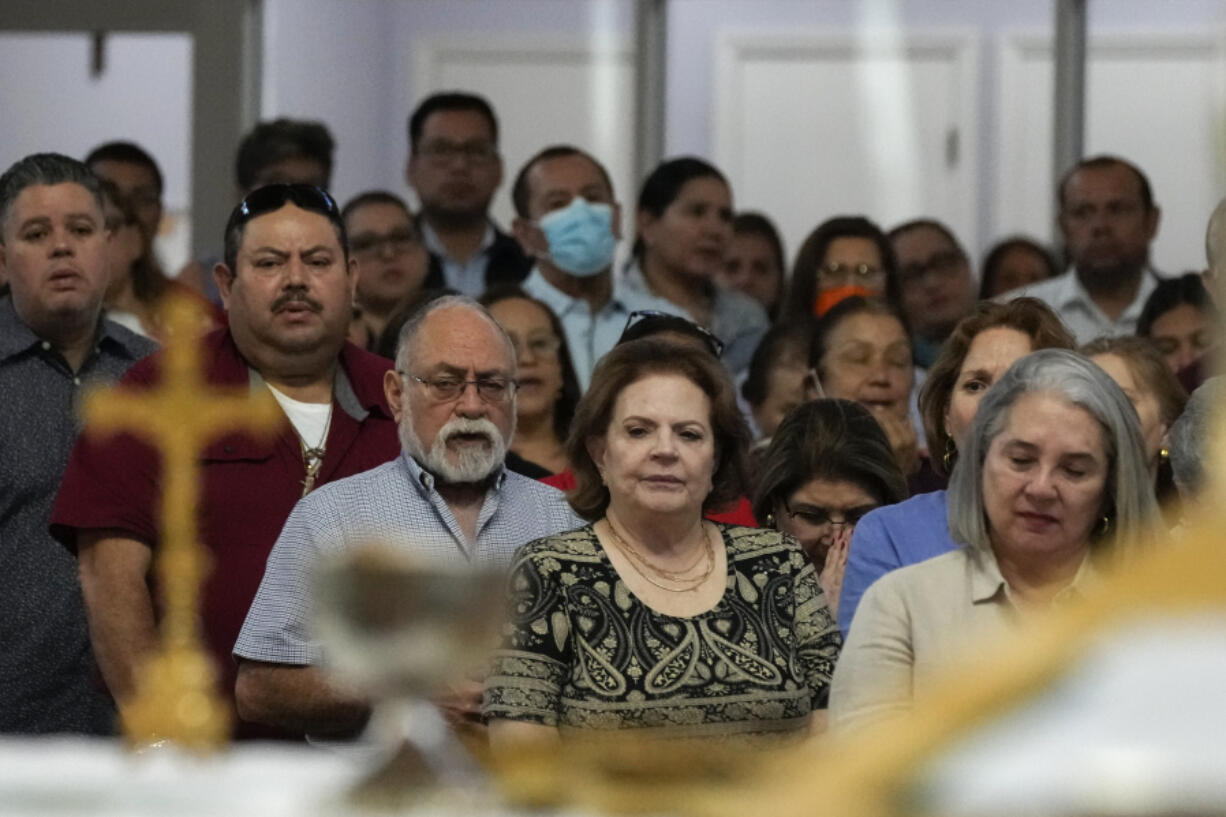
[301,450,324,497]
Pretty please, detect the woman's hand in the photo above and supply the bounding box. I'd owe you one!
[868,407,919,476]
[819,526,851,615]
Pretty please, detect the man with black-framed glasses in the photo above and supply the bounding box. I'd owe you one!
[404,92,531,296]
[233,295,580,739]
[51,183,401,740]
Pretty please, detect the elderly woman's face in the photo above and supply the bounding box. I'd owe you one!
[819,312,913,420]
[1090,352,1166,468]
[945,327,1033,450]
[591,373,716,519]
[983,392,1108,561]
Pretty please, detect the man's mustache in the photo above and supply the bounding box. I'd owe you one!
[271,290,323,313]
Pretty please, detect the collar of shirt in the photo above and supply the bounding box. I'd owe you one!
[206,328,391,423]
[1049,267,1160,324]
[419,219,496,265]
[401,448,507,498]
[0,294,150,364]
[523,265,637,319]
[969,544,1101,608]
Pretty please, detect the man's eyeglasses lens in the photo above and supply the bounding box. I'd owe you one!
[407,373,516,403]
[350,230,418,257]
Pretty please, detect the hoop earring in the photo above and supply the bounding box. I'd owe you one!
[1097,515,1112,537]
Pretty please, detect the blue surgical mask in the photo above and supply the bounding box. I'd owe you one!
[538,197,616,277]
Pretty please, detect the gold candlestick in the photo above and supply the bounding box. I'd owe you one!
[81,295,283,751]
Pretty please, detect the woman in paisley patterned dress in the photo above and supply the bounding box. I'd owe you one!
[483,339,842,744]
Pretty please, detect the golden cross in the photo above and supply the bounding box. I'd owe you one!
[81,294,283,751]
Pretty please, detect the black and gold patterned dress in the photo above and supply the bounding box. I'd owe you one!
[482,524,842,738]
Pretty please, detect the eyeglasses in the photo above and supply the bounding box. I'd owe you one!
[899,250,966,286]
[781,498,877,531]
[416,140,498,165]
[401,371,517,404]
[349,229,419,259]
[508,333,562,359]
[620,310,725,358]
[817,262,885,288]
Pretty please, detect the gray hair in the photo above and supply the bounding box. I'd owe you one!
[393,294,516,376]
[1167,377,1223,500]
[0,153,104,240]
[948,349,1159,560]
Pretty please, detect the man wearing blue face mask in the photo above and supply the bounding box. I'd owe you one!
[511,146,684,389]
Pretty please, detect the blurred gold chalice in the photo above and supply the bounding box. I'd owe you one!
[312,543,505,807]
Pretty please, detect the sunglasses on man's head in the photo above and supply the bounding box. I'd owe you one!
[232,183,341,227]
[619,309,725,358]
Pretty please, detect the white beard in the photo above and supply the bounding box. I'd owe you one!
[400,415,511,484]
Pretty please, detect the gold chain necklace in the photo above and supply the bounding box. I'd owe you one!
[602,518,715,593]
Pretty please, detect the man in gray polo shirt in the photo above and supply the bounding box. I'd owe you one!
[0,153,156,733]
[234,295,581,737]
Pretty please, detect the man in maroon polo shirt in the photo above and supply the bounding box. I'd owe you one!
[51,184,399,739]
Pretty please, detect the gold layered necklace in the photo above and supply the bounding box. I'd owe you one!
[603,517,716,593]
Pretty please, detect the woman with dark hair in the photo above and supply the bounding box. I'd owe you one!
[480,286,581,475]
[624,157,768,376]
[831,350,1161,730]
[717,211,787,321]
[742,323,811,441]
[805,296,918,478]
[754,399,907,612]
[1136,272,1217,375]
[979,236,1060,299]
[98,180,222,340]
[838,298,1076,634]
[484,339,841,742]
[785,216,901,325]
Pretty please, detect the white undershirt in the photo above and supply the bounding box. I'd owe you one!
[266,384,332,450]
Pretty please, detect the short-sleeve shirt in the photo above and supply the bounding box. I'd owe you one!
[233,453,584,666]
[0,296,156,734]
[50,328,400,739]
[483,524,842,738]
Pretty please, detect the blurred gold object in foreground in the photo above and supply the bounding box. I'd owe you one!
[81,295,282,751]
[488,505,1226,817]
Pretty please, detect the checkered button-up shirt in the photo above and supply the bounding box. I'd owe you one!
[233,452,584,666]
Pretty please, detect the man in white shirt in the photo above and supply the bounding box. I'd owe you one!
[1003,155,1162,343]
[511,145,682,389]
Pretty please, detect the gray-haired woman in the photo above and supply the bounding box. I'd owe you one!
[829,349,1160,730]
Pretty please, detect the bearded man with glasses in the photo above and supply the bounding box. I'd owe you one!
[51,184,401,739]
[233,295,581,739]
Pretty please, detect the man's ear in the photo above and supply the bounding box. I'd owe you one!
[213,263,235,310]
[1144,204,1162,243]
[0,241,7,285]
[512,216,546,257]
[384,368,405,424]
[347,255,359,300]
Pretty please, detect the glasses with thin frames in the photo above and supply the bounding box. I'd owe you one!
[416,140,498,165]
[401,371,517,404]
[816,262,885,288]
[349,229,419,259]
[781,497,876,532]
